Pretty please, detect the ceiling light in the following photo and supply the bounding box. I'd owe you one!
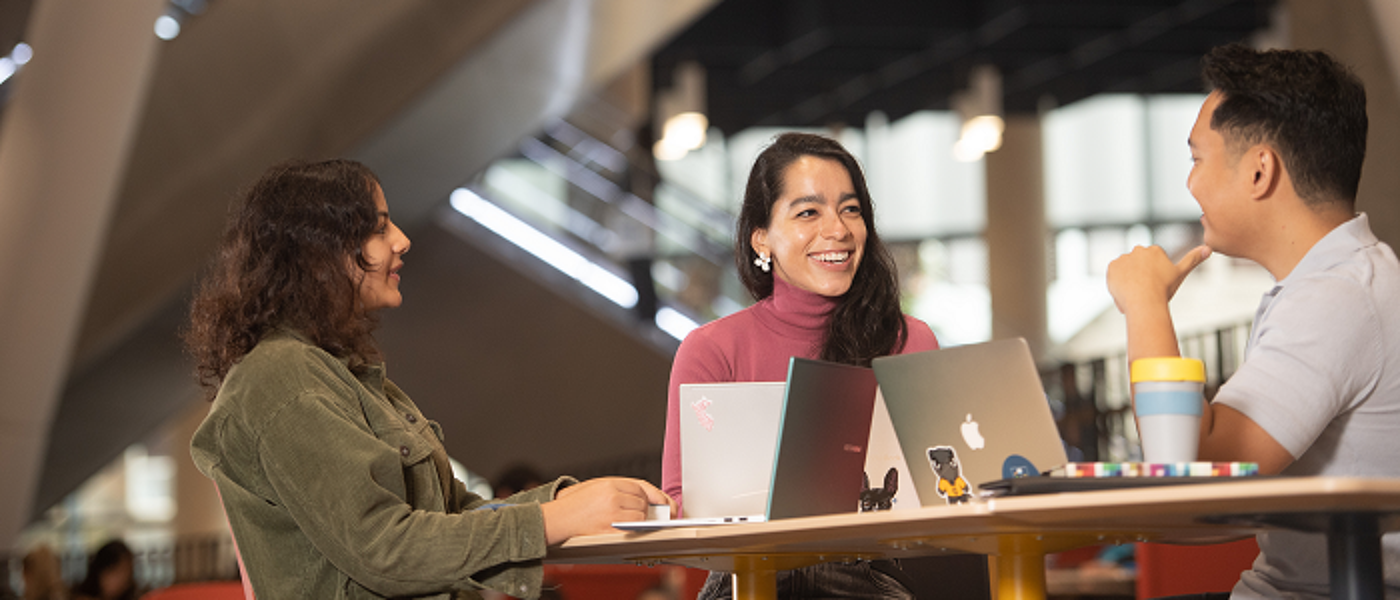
[653,136,690,162]
[11,43,31,65]
[952,65,1004,162]
[450,188,638,309]
[653,61,708,161]
[655,306,698,341]
[954,115,1005,161]
[662,111,707,152]
[155,15,181,40]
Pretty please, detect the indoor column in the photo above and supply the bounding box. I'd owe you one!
[984,114,1049,361]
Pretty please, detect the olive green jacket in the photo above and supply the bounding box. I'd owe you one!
[191,331,572,599]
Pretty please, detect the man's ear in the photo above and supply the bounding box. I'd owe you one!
[751,228,769,257]
[1248,145,1282,200]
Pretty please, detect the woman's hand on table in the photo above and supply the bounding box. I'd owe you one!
[542,477,675,543]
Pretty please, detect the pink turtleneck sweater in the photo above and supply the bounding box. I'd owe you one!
[662,277,939,508]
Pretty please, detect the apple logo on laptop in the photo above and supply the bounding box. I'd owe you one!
[960,414,985,450]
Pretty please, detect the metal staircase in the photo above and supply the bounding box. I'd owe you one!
[457,116,750,346]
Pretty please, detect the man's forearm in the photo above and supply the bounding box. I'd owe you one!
[1124,301,1182,363]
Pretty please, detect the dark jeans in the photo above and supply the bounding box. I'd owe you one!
[695,556,992,600]
[697,561,912,600]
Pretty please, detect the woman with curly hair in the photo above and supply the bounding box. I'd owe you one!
[186,158,670,600]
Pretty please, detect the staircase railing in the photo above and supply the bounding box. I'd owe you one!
[1042,321,1252,463]
[463,117,747,334]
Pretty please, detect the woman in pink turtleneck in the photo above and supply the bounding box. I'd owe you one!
[662,133,969,600]
[662,274,938,505]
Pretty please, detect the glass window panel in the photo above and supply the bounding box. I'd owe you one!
[724,126,829,211]
[1045,95,1149,227]
[869,111,986,239]
[1146,95,1208,220]
[910,237,991,347]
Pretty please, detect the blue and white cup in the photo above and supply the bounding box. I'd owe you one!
[1131,357,1206,463]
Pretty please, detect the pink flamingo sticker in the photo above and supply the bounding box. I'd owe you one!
[691,396,715,431]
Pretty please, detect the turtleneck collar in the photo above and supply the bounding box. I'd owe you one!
[759,275,840,334]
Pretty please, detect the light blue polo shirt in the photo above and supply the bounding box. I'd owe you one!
[1214,213,1400,599]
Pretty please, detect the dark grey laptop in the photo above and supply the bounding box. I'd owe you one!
[766,357,879,519]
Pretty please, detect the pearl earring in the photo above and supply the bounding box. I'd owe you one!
[753,253,771,273]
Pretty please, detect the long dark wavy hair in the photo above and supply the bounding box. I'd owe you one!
[735,132,908,366]
[184,159,385,397]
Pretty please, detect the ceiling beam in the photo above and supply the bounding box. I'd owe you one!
[752,6,1030,127]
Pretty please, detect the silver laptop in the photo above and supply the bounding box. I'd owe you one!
[872,338,1067,505]
[680,381,785,521]
[616,357,879,530]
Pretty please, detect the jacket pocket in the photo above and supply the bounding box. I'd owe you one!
[378,427,434,467]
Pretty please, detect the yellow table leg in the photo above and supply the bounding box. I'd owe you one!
[996,534,1047,600]
[730,555,779,600]
[730,567,778,600]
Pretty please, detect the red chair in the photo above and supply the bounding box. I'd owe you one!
[141,581,247,600]
[535,564,707,600]
[1135,537,1259,598]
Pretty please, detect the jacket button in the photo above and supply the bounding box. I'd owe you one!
[400,446,410,457]
[406,413,417,423]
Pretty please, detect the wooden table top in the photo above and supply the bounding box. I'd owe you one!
[550,477,1400,571]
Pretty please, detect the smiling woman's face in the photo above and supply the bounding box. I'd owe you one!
[355,182,411,312]
[751,155,867,297]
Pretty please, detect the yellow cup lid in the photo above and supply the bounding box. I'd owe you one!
[1131,357,1206,383]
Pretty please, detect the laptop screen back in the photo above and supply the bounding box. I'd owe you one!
[679,382,785,519]
[873,338,1068,505]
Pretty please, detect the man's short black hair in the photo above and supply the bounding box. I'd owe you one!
[1202,44,1367,205]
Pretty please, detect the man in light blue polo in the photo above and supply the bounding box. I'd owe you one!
[1106,44,1400,598]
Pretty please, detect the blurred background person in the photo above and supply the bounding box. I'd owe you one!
[70,540,134,600]
[21,545,68,600]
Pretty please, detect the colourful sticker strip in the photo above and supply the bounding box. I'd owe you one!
[1052,462,1259,478]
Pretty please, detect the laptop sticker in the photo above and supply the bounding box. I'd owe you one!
[691,395,715,431]
[1002,454,1039,479]
[859,468,898,512]
[927,446,971,504]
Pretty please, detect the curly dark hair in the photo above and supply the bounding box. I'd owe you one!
[184,159,385,397]
[735,132,908,367]
[1202,44,1367,205]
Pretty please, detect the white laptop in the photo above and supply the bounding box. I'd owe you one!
[680,381,785,522]
[860,389,923,512]
[872,338,1068,505]
[616,357,879,530]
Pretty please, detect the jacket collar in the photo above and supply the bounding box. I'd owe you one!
[270,327,387,389]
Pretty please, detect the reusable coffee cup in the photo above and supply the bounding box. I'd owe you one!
[1131,357,1206,463]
